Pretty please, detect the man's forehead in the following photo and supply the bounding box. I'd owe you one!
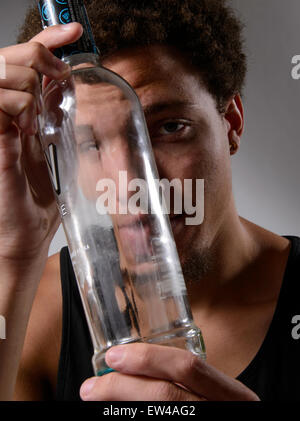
[75,44,213,115]
[102,44,201,91]
[75,81,200,117]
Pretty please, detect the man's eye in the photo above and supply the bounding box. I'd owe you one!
[158,122,185,135]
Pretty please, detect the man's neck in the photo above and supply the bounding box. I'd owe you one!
[186,210,291,315]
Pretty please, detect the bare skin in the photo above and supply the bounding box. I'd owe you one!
[0,24,290,401]
[0,23,82,401]
[14,220,289,400]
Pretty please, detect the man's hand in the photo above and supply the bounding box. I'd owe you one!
[0,22,83,401]
[0,22,82,262]
[80,343,260,401]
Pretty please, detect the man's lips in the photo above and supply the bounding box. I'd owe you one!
[117,213,186,233]
[115,212,187,259]
[117,214,149,230]
[117,216,152,258]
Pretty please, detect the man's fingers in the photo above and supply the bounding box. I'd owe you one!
[1,43,69,81]
[0,24,83,139]
[21,133,56,208]
[0,65,42,112]
[30,22,83,50]
[105,343,260,401]
[0,89,38,135]
[80,372,199,401]
[0,23,83,80]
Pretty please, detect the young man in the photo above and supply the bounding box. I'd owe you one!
[0,0,297,401]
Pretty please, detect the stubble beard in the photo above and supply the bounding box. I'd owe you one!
[181,245,213,287]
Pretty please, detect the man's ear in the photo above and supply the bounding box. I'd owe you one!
[223,94,244,155]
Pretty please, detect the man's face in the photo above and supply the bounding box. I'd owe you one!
[75,44,236,282]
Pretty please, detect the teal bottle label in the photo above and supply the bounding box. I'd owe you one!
[97,368,116,377]
[38,0,99,59]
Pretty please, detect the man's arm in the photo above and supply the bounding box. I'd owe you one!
[13,253,62,401]
[0,23,82,401]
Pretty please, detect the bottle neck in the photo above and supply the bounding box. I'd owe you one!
[63,52,101,68]
[37,0,99,60]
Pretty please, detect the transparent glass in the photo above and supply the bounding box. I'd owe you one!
[38,53,206,376]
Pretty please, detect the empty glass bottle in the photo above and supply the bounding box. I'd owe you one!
[37,0,206,376]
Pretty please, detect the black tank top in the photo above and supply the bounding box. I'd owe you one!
[55,235,300,401]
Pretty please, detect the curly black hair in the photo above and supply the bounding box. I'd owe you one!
[17,0,247,112]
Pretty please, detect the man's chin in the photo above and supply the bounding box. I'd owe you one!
[171,219,212,285]
[171,214,202,251]
[117,213,209,284]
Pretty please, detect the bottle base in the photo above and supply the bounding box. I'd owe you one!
[93,325,206,376]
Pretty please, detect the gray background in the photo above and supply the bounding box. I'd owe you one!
[1,0,300,256]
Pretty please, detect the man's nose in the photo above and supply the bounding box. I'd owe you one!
[100,138,138,207]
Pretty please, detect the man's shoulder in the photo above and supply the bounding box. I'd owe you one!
[41,251,61,288]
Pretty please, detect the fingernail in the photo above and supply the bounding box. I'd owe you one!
[80,377,97,398]
[60,22,78,31]
[106,346,125,366]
